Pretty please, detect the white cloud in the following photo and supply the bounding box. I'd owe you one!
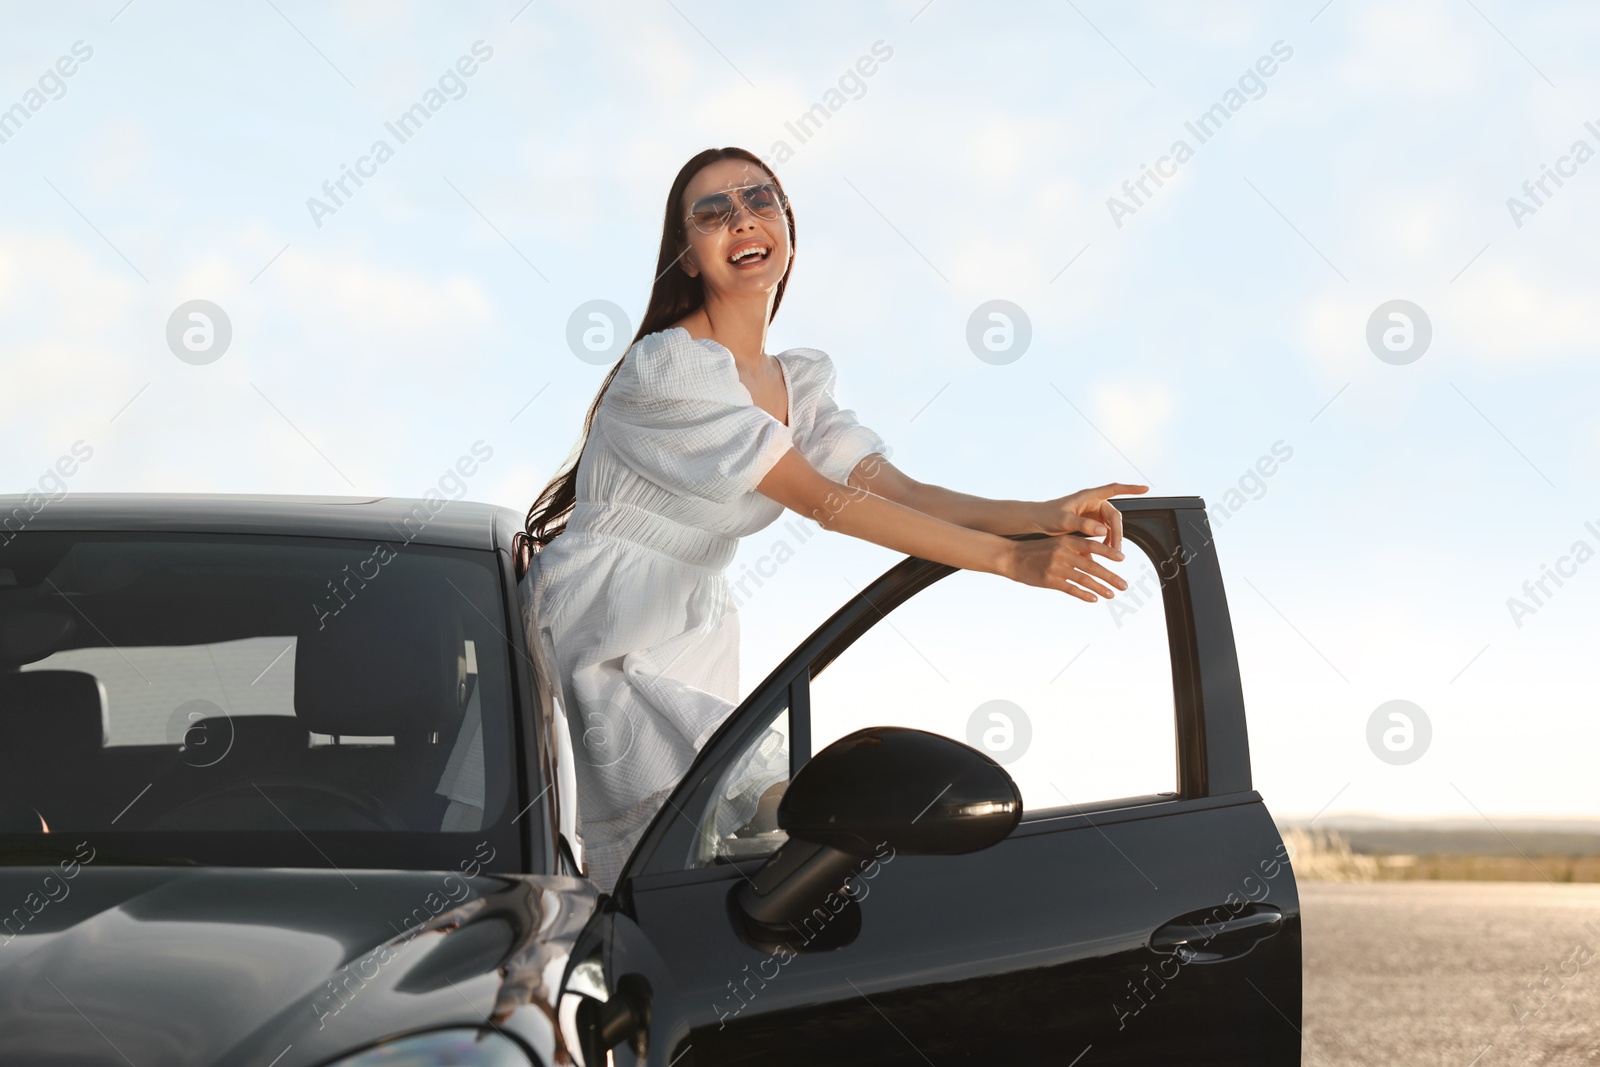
[1447,261,1600,363]
[1093,378,1176,466]
[1358,183,1478,268]
[1335,0,1484,95]
[0,232,147,455]
[78,121,151,197]
[261,244,494,355]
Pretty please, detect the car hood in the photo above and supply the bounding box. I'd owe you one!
[0,863,598,1066]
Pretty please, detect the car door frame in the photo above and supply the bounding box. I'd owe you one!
[496,509,581,878]
[614,494,1251,896]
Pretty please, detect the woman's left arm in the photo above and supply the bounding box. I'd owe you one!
[848,454,1148,550]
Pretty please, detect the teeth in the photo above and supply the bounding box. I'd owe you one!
[730,245,768,262]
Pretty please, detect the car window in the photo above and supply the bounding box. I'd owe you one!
[0,532,522,870]
[685,539,1176,869]
[692,698,793,867]
[808,542,1176,816]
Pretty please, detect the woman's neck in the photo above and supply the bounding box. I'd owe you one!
[684,296,773,362]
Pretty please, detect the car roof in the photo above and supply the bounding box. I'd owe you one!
[1,492,1207,553]
[0,493,521,551]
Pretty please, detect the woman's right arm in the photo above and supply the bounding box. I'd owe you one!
[755,448,1131,603]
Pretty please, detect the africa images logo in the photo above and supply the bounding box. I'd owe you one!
[305,41,494,228]
[1106,40,1294,229]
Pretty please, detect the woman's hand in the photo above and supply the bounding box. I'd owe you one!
[1031,482,1150,555]
[1003,533,1130,602]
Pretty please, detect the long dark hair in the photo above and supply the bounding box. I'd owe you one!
[520,146,798,554]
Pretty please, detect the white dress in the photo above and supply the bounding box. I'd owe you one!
[530,327,891,892]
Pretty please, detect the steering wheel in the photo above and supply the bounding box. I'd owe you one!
[141,779,409,832]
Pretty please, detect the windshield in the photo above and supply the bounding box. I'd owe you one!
[0,532,525,871]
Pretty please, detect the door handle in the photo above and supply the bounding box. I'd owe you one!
[1149,902,1283,963]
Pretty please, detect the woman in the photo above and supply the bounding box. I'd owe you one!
[520,146,1146,891]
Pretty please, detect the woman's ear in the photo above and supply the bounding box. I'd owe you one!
[679,242,699,278]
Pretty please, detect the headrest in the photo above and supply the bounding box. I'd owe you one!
[184,714,309,762]
[0,609,77,666]
[293,600,462,740]
[0,670,108,756]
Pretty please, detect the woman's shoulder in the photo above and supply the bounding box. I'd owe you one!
[626,325,718,366]
[776,346,843,396]
[614,326,744,405]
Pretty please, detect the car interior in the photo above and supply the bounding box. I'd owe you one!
[0,533,512,839]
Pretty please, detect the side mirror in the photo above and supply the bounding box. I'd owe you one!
[731,726,1021,946]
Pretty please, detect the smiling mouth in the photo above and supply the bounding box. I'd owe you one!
[728,245,771,267]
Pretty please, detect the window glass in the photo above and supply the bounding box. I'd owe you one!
[0,532,518,869]
[808,543,1176,814]
[692,699,792,866]
[686,541,1176,870]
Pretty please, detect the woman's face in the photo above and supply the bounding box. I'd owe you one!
[677,159,792,300]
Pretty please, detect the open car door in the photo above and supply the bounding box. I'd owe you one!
[562,496,1302,1066]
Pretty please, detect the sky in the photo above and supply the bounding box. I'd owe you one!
[1,0,1596,823]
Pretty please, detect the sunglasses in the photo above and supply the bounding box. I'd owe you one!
[684,182,788,234]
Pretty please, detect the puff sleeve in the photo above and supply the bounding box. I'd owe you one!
[790,349,891,484]
[600,329,795,503]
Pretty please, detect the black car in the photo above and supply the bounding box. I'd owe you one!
[0,493,1300,1065]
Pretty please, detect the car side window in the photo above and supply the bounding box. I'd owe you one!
[691,699,793,867]
[808,541,1176,816]
[688,539,1178,868]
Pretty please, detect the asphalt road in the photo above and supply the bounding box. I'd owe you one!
[1302,882,1600,1066]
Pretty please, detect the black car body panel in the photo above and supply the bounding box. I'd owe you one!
[0,865,596,1066]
